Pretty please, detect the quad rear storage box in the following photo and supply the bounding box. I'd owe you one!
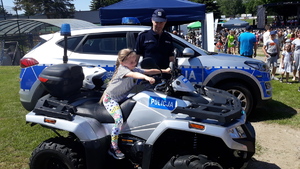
[39,64,84,98]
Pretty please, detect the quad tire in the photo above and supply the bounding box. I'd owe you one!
[163,154,223,169]
[29,137,85,169]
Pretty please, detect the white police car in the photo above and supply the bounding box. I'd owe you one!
[19,25,272,115]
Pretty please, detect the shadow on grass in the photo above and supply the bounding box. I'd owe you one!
[246,158,281,169]
[248,99,297,122]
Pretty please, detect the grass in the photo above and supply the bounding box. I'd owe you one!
[0,65,299,169]
[0,66,58,169]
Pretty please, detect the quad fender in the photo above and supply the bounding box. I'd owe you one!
[145,119,248,151]
[26,112,109,141]
[142,118,253,169]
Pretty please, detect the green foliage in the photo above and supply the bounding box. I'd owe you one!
[13,0,75,18]
[0,5,8,15]
[89,0,121,11]
[190,0,222,19]
[217,0,245,18]
[243,0,265,15]
[215,0,299,18]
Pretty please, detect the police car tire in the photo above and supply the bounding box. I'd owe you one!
[218,82,254,116]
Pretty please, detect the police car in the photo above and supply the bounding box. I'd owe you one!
[19,25,272,115]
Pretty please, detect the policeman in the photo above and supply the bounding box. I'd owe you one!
[135,9,174,70]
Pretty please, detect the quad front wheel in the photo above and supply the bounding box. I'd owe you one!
[29,137,85,169]
[162,154,223,169]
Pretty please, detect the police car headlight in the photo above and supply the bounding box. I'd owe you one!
[245,61,268,72]
[229,126,247,139]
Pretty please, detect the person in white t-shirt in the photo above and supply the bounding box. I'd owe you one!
[263,25,272,44]
[291,30,300,82]
[262,31,280,80]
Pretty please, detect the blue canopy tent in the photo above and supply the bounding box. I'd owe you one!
[222,19,249,29]
[99,0,206,26]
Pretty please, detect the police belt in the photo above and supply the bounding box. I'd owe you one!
[267,53,278,57]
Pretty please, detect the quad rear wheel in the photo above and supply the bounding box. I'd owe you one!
[29,137,85,169]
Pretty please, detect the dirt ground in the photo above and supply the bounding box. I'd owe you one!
[245,122,300,169]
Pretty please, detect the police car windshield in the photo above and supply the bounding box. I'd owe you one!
[171,34,215,56]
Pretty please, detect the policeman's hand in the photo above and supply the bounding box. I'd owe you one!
[145,76,155,84]
[164,68,171,74]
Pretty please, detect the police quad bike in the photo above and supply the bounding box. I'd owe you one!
[25,24,255,169]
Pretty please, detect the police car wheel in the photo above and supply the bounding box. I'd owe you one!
[218,82,254,116]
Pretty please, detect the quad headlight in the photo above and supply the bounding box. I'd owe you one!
[229,125,247,139]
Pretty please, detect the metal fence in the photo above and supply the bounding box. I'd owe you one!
[0,39,21,66]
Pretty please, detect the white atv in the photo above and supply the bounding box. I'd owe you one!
[26,55,255,169]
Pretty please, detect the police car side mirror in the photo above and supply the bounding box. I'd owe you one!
[183,48,195,57]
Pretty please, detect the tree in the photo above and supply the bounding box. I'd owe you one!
[216,0,245,18]
[190,0,222,19]
[0,6,8,16]
[89,0,121,11]
[14,0,75,18]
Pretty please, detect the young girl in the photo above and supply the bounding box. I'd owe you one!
[279,44,293,83]
[226,30,237,55]
[215,39,223,52]
[101,48,170,159]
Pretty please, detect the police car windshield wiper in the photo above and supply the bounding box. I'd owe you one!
[207,51,218,55]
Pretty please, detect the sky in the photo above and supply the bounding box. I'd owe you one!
[1,0,91,14]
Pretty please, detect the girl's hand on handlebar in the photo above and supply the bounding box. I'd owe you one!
[145,76,155,84]
[163,68,171,74]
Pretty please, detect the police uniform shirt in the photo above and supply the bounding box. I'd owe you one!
[135,29,174,69]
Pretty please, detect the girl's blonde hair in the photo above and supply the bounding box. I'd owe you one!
[111,48,137,81]
[100,48,136,103]
[116,48,136,68]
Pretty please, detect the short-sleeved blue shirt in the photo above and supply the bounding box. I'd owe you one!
[135,29,174,69]
[238,32,257,56]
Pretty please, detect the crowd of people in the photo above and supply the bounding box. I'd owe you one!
[214,25,300,87]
